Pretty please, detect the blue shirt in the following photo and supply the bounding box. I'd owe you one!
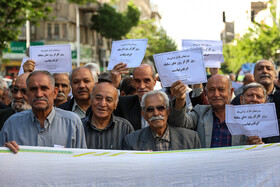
[210,113,232,148]
[0,107,87,148]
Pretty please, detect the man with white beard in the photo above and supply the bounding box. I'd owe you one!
[0,73,31,130]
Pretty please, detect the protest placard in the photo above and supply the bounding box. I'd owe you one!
[153,48,207,87]
[107,39,148,70]
[226,103,279,138]
[182,39,224,68]
[29,44,72,73]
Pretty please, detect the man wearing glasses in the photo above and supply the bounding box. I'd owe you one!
[0,73,31,130]
[122,90,201,151]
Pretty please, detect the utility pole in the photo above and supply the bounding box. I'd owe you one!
[76,5,80,67]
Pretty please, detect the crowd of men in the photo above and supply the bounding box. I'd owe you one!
[0,58,280,153]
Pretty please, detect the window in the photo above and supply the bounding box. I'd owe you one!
[62,23,67,39]
[54,23,60,39]
[47,23,52,39]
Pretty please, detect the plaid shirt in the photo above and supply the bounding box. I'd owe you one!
[151,126,171,151]
[210,113,232,148]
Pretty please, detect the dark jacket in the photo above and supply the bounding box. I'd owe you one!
[122,125,201,151]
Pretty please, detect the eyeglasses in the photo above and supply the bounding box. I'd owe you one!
[145,105,167,113]
[11,87,27,95]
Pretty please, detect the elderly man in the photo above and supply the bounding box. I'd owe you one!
[112,63,187,130]
[232,60,278,105]
[234,73,255,95]
[175,74,246,148]
[0,73,31,130]
[82,82,134,149]
[240,82,280,144]
[122,90,201,151]
[58,67,97,118]
[0,71,87,153]
[53,73,71,106]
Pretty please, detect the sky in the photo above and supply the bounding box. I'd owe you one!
[151,0,252,49]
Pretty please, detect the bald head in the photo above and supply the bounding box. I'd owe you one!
[243,73,254,85]
[16,73,30,87]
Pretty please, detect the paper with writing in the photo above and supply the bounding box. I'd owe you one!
[107,39,148,70]
[153,48,207,87]
[225,103,279,138]
[18,57,30,76]
[29,44,72,73]
[182,39,224,68]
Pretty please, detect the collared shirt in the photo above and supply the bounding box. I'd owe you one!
[72,100,86,119]
[82,111,134,150]
[210,113,231,148]
[266,87,277,103]
[0,107,87,148]
[151,125,171,151]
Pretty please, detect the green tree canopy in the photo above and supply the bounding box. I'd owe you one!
[126,19,177,62]
[222,0,280,74]
[0,0,54,50]
[91,3,140,40]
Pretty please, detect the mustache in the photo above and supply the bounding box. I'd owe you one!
[32,97,48,103]
[12,98,25,104]
[259,74,271,78]
[77,89,89,93]
[149,115,165,122]
[57,92,65,97]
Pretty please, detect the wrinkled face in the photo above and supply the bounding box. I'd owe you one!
[71,68,95,102]
[240,87,266,104]
[27,74,57,112]
[206,75,233,109]
[91,83,118,120]
[133,65,156,100]
[11,74,31,112]
[142,94,169,131]
[254,60,276,87]
[54,74,71,102]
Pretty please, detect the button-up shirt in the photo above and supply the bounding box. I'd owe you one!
[82,111,134,150]
[210,113,232,148]
[151,125,171,151]
[0,107,87,148]
[72,100,86,119]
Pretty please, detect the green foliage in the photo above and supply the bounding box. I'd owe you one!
[222,1,280,73]
[0,0,54,50]
[91,3,140,40]
[68,0,97,5]
[126,19,177,62]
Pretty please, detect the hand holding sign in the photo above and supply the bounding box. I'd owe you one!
[110,62,129,88]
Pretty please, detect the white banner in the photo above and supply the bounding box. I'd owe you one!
[0,144,280,186]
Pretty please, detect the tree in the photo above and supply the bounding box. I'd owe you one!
[126,19,177,62]
[222,0,280,73]
[0,0,55,51]
[90,3,140,40]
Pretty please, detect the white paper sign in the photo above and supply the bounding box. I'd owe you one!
[153,48,207,87]
[29,44,72,73]
[107,39,148,70]
[18,57,30,76]
[226,103,279,138]
[182,39,224,68]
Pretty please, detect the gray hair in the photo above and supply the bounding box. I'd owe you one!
[84,62,101,75]
[69,67,98,84]
[26,71,55,88]
[140,90,169,110]
[133,64,157,79]
[254,59,276,73]
[241,82,267,99]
